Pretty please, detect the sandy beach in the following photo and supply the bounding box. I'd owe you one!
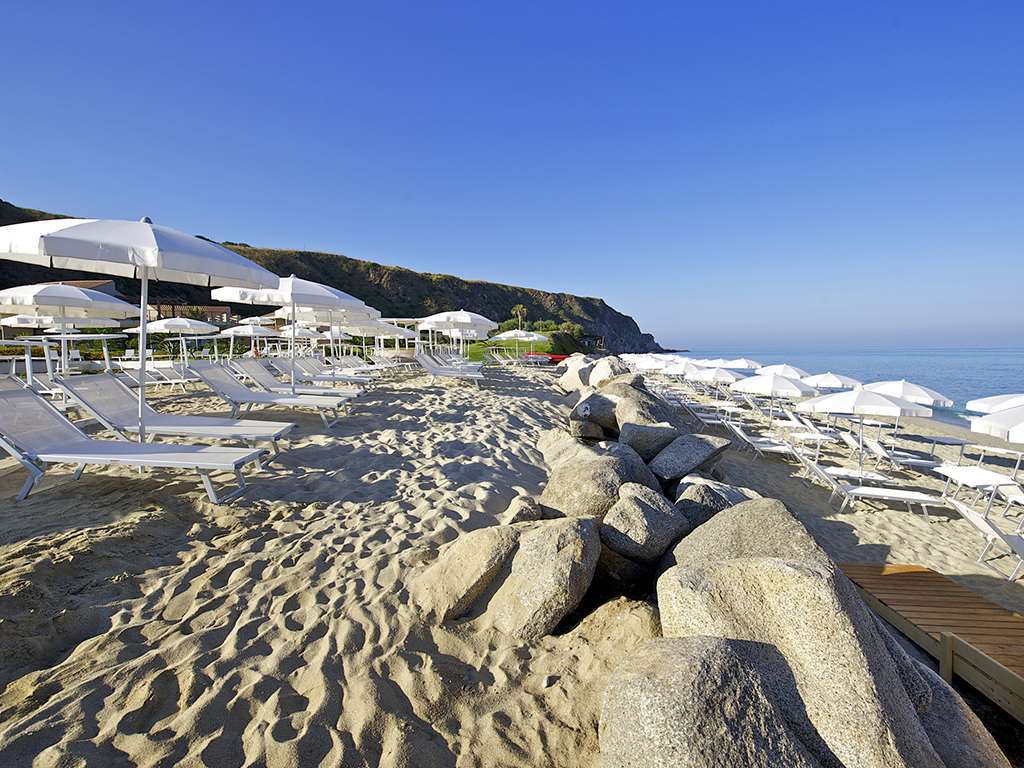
[0,364,1021,766]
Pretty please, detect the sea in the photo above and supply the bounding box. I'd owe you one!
[677,347,1024,423]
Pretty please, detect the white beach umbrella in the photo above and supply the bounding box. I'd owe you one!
[662,361,701,377]
[239,315,276,326]
[863,379,953,408]
[758,363,810,378]
[966,393,1024,414]
[0,217,277,441]
[278,324,321,339]
[321,329,353,340]
[42,317,120,330]
[491,328,549,354]
[731,373,817,426]
[722,357,763,369]
[970,406,1024,445]
[129,317,219,366]
[798,389,933,476]
[418,309,497,352]
[224,323,277,357]
[213,275,373,393]
[801,371,863,390]
[687,366,749,384]
[0,282,139,372]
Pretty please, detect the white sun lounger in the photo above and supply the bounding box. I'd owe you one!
[269,356,374,385]
[797,450,947,517]
[0,384,265,503]
[53,372,296,466]
[231,358,362,399]
[862,436,941,472]
[724,421,795,458]
[948,498,1024,580]
[190,362,352,429]
[415,353,484,384]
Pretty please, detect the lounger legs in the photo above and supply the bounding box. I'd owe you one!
[16,461,44,500]
[197,467,250,504]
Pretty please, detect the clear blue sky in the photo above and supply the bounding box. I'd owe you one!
[4,2,1022,350]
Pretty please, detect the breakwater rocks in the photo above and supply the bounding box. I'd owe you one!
[416,353,1010,766]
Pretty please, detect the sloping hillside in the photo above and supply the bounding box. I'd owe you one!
[0,200,661,352]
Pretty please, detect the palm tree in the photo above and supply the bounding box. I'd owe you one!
[511,304,527,330]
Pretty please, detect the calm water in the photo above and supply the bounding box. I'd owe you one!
[680,348,1024,417]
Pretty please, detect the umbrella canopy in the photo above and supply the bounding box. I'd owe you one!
[223,324,277,338]
[797,389,932,419]
[970,406,1024,444]
[278,324,322,339]
[418,309,497,331]
[0,282,139,319]
[662,361,701,377]
[0,218,276,287]
[137,317,219,335]
[966,393,1024,414]
[0,217,277,442]
[731,372,816,398]
[801,371,862,389]
[2,313,118,329]
[321,329,353,341]
[863,379,953,407]
[491,329,549,342]
[239,315,276,326]
[758,363,810,378]
[687,366,748,384]
[722,357,763,369]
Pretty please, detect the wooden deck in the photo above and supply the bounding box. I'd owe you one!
[842,563,1024,724]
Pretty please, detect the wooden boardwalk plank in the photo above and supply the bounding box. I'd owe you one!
[841,562,1024,725]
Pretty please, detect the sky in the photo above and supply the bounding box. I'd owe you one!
[3,1,1022,350]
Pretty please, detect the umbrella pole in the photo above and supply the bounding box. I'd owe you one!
[60,319,68,375]
[229,335,234,360]
[859,419,865,480]
[102,339,111,372]
[138,267,149,442]
[328,312,336,384]
[290,297,296,395]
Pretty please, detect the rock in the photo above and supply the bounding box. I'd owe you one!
[541,452,650,520]
[600,637,822,768]
[647,434,731,481]
[618,422,680,462]
[489,517,601,641]
[570,392,620,432]
[569,419,605,439]
[537,428,583,469]
[597,373,647,391]
[502,494,544,525]
[594,544,652,590]
[674,474,761,528]
[603,383,690,432]
[410,526,520,622]
[599,441,661,492]
[587,356,631,388]
[600,483,691,563]
[557,355,598,391]
[916,660,1011,767]
[656,499,999,768]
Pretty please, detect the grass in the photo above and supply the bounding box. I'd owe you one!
[465,339,555,362]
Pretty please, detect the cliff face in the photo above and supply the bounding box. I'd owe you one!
[0,200,661,353]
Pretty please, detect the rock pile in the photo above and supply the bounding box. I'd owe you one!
[414,353,1010,765]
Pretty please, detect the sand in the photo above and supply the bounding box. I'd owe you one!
[1,367,1022,766]
[0,368,657,767]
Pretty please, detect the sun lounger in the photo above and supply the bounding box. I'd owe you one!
[190,362,352,429]
[231,358,362,399]
[415,353,484,384]
[0,385,265,503]
[724,421,795,458]
[862,436,941,472]
[269,356,374,385]
[796,451,947,516]
[54,372,296,466]
[948,498,1024,580]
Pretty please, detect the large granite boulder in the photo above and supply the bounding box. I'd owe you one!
[570,392,620,432]
[569,418,605,439]
[600,637,822,768]
[588,356,631,388]
[605,383,689,432]
[501,494,545,525]
[647,434,731,482]
[489,517,601,641]
[540,443,660,520]
[656,498,1009,768]
[410,526,520,622]
[557,355,598,391]
[600,483,691,563]
[674,474,761,528]
[596,373,647,392]
[537,428,585,469]
[618,422,680,462]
